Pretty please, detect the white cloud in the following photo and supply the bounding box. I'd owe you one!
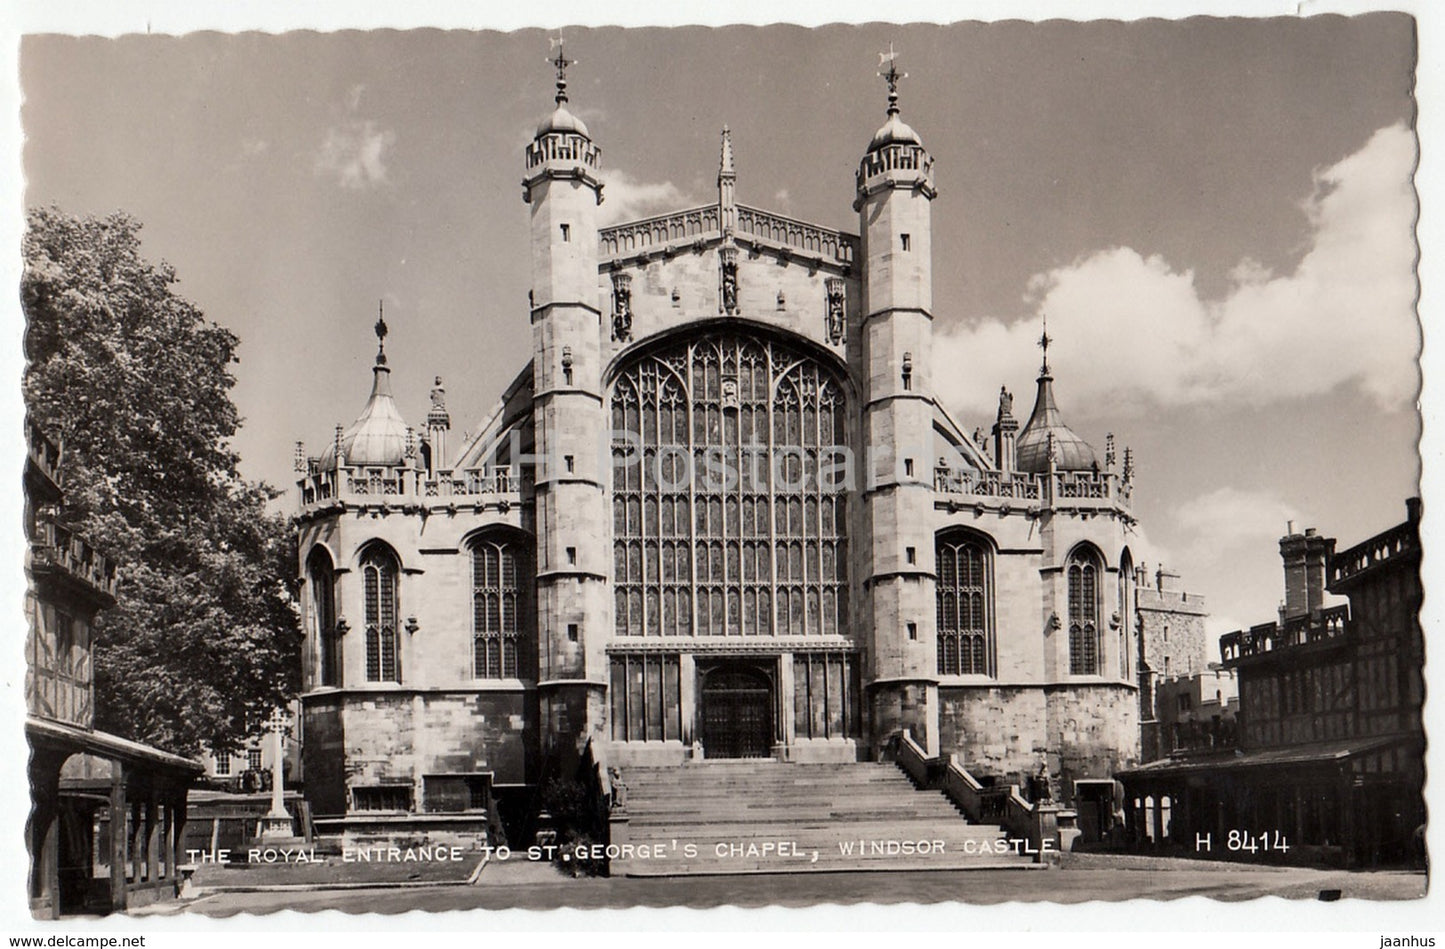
[1175,487,1303,556]
[934,123,1419,417]
[600,169,696,226]
[315,119,396,190]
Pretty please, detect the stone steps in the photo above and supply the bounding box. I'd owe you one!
[611,761,1038,876]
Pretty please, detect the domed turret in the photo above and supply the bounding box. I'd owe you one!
[319,305,411,469]
[536,102,590,140]
[1014,328,1098,474]
[868,113,921,152]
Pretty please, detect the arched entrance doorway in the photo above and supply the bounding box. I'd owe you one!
[700,667,773,758]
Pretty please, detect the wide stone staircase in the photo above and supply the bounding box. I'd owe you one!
[610,760,1039,876]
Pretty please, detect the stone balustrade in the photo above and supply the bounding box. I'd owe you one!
[734,205,857,264]
[599,205,719,259]
[1220,603,1351,663]
[299,465,521,510]
[896,730,1063,863]
[856,142,934,189]
[1330,520,1419,587]
[525,133,601,170]
[933,467,1131,509]
[598,203,858,266]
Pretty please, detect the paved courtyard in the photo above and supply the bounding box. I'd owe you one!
[130,858,1427,917]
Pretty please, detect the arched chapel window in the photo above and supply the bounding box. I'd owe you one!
[1068,548,1102,675]
[936,534,991,675]
[361,546,400,683]
[1118,550,1134,679]
[472,535,529,678]
[308,547,339,687]
[610,331,848,638]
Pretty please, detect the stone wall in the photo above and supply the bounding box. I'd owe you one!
[938,686,1047,783]
[303,690,530,816]
[1044,683,1140,798]
[939,683,1139,803]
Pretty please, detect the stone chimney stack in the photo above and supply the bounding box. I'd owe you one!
[1279,526,1335,620]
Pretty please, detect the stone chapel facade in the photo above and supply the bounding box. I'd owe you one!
[293,55,1194,837]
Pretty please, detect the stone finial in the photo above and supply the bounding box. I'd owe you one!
[293,440,306,473]
[1105,433,1116,470]
[1122,446,1134,482]
[998,385,1014,421]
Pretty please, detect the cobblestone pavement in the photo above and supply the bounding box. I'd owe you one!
[129,860,1427,917]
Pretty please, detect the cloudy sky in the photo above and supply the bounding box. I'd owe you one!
[19,15,1420,642]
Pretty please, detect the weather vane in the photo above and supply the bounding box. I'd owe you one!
[375,300,389,365]
[548,36,575,105]
[878,42,906,114]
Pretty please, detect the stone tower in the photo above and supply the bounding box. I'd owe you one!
[854,50,940,755]
[522,43,610,759]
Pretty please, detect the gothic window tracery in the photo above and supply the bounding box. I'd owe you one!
[1068,548,1102,675]
[361,545,400,682]
[937,534,991,675]
[611,331,848,638]
[471,535,529,678]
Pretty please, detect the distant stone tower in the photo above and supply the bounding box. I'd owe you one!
[854,49,941,755]
[522,42,610,759]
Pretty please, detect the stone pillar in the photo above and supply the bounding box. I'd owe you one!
[108,763,126,911]
[778,652,796,754]
[261,712,293,838]
[679,653,697,749]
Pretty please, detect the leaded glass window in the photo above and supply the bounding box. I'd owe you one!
[308,547,339,687]
[362,546,400,682]
[937,535,991,675]
[611,332,848,637]
[472,536,528,678]
[1069,549,1101,675]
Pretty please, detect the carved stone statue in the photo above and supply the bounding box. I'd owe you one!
[611,274,633,342]
[998,385,1013,418]
[721,377,739,410]
[721,259,738,313]
[825,279,846,343]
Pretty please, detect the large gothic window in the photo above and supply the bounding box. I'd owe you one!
[937,534,991,675]
[361,546,400,682]
[472,535,528,678]
[1068,548,1102,675]
[611,331,848,638]
[308,547,339,687]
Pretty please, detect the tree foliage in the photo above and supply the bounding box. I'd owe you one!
[23,206,301,756]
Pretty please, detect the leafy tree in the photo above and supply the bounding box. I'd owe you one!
[23,206,301,756]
